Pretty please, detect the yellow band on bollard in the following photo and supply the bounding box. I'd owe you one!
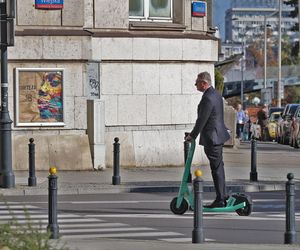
[49,167,57,175]
[194,169,202,177]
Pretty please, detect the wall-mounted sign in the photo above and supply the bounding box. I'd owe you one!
[191,1,206,17]
[35,0,64,10]
[86,62,100,99]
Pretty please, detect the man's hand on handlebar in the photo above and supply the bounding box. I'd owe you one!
[185,133,193,142]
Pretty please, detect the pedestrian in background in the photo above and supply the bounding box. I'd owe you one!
[243,109,250,141]
[185,71,230,208]
[257,104,268,141]
[236,104,245,140]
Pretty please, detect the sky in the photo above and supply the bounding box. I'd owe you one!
[213,0,231,40]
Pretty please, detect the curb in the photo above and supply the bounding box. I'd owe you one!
[127,183,288,193]
[0,182,295,196]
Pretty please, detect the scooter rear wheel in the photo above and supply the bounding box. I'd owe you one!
[233,194,252,216]
[236,203,252,216]
[170,197,189,215]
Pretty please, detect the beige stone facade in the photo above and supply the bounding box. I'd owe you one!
[7,0,227,170]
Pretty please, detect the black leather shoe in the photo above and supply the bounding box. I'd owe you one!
[204,200,226,208]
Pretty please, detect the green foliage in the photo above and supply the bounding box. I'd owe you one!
[247,33,299,67]
[0,202,68,250]
[285,0,298,20]
[284,0,300,58]
[281,35,299,65]
[285,85,300,103]
[215,68,224,94]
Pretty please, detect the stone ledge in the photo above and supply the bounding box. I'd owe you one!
[13,134,93,171]
[105,124,194,132]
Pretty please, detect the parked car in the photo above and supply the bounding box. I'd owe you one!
[276,105,289,143]
[268,107,284,117]
[265,111,281,141]
[289,106,300,148]
[277,104,300,144]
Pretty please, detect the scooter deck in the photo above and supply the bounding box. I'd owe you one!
[203,202,245,212]
[203,195,245,212]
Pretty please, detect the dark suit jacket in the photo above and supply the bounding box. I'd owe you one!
[190,87,230,146]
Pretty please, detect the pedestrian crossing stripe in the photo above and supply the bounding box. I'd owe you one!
[159,237,216,242]
[0,210,45,214]
[159,237,192,242]
[0,205,38,209]
[2,202,300,221]
[85,212,300,221]
[61,231,184,239]
[26,227,158,234]
[0,214,84,220]
[2,206,300,222]
[10,222,128,228]
[60,227,157,234]
[5,218,103,224]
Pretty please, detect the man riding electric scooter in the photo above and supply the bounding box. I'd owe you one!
[185,71,230,208]
[170,71,252,216]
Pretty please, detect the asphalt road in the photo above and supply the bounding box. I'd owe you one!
[1,191,299,245]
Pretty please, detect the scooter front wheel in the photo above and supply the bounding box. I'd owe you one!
[170,197,189,215]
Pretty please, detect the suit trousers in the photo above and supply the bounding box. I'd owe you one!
[204,144,226,201]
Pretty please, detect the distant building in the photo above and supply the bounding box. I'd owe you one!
[231,0,279,8]
[225,0,297,44]
[219,41,243,61]
[221,0,298,72]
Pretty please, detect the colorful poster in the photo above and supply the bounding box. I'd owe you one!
[15,68,64,126]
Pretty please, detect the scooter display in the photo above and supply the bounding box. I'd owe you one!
[170,139,252,216]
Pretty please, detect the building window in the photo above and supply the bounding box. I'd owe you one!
[129,0,172,22]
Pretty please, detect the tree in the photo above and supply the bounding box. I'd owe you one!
[285,0,299,31]
[284,0,299,60]
[281,35,299,65]
[215,68,224,94]
[285,85,300,103]
[246,31,299,67]
[246,30,278,69]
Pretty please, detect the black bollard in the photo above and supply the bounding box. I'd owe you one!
[112,137,121,185]
[250,137,258,182]
[47,167,59,239]
[184,132,192,183]
[192,170,204,243]
[28,138,37,186]
[284,173,296,244]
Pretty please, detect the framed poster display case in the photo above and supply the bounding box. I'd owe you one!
[15,68,65,127]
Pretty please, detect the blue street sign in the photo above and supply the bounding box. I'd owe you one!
[192,1,206,17]
[35,0,64,9]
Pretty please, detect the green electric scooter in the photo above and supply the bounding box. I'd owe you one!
[170,139,252,216]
